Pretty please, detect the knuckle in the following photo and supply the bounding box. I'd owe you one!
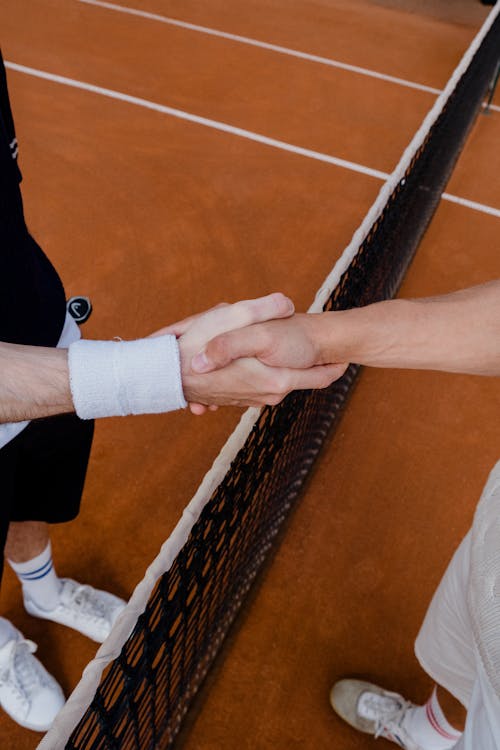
[271,292,288,312]
[272,371,291,394]
[261,329,274,351]
[266,394,282,407]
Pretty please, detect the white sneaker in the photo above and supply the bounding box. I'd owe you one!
[0,631,65,731]
[330,679,421,749]
[24,578,126,643]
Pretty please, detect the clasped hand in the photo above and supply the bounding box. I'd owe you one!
[153,294,347,413]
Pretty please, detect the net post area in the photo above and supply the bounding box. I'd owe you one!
[63,14,500,750]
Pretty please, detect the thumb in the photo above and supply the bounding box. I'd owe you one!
[191,327,265,373]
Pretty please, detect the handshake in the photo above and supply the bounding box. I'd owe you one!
[6,281,491,424]
[0,292,348,432]
[152,292,348,414]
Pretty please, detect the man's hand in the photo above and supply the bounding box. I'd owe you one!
[152,293,294,342]
[156,297,344,412]
[153,293,292,412]
[182,356,344,411]
[187,281,500,382]
[190,313,347,373]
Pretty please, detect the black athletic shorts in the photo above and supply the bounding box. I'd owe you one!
[0,414,94,579]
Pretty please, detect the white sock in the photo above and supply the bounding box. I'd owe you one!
[403,688,462,750]
[8,542,61,611]
[0,617,18,648]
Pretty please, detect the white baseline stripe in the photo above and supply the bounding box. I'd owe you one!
[442,192,500,218]
[5,61,499,219]
[78,0,500,114]
[3,61,388,180]
[77,0,441,95]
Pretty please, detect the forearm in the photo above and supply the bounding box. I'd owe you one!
[0,342,73,423]
[316,281,500,375]
[0,294,298,421]
[0,335,187,423]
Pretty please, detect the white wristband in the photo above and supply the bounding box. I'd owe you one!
[68,336,187,419]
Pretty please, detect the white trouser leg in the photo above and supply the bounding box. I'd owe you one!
[415,531,476,709]
[415,527,500,749]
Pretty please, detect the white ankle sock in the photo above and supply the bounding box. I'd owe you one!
[8,542,61,611]
[402,688,462,750]
[0,617,18,648]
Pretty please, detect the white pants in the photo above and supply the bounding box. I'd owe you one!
[415,531,500,749]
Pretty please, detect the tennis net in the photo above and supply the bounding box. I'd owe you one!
[39,5,500,749]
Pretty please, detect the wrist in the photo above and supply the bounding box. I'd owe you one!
[68,336,187,419]
[304,313,331,364]
[311,311,354,365]
[318,300,410,368]
[35,346,73,417]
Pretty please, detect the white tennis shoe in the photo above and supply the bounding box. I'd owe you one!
[24,578,126,643]
[0,631,65,731]
[330,679,420,749]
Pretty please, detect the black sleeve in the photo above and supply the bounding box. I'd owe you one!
[0,50,22,183]
[0,49,67,347]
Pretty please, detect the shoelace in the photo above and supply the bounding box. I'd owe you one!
[62,582,110,624]
[360,693,412,740]
[1,639,48,698]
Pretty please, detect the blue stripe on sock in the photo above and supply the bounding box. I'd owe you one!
[19,561,53,581]
[18,558,52,578]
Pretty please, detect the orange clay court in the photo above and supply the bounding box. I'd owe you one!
[0,0,499,748]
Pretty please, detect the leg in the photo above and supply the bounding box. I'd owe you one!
[7,414,126,642]
[0,438,65,732]
[331,533,474,749]
[414,533,476,708]
[5,521,49,562]
[331,679,462,749]
[3,414,93,613]
[6,521,62,611]
[436,686,466,732]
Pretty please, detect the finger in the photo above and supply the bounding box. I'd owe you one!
[149,303,230,338]
[211,293,294,331]
[190,402,219,413]
[186,293,294,347]
[223,363,346,408]
[287,363,348,391]
[189,403,208,415]
[150,318,198,338]
[192,327,267,373]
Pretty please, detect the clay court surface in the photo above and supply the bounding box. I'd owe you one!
[0,0,499,747]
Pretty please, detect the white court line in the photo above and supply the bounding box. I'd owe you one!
[442,192,500,218]
[3,61,389,181]
[5,60,500,219]
[78,0,500,114]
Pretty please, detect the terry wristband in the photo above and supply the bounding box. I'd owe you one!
[68,335,187,419]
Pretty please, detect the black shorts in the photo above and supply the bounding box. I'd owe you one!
[0,414,94,577]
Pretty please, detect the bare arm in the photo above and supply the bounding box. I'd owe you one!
[0,342,72,423]
[0,293,340,423]
[193,281,500,377]
[317,280,500,375]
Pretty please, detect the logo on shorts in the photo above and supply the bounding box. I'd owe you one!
[67,296,92,324]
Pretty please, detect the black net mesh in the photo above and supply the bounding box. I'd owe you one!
[65,15,500,750]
